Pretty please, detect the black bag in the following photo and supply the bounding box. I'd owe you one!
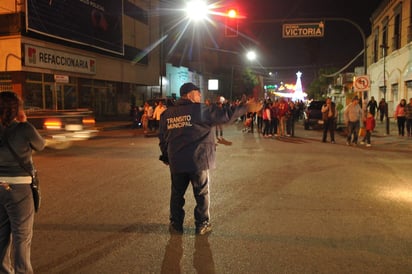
[3,132,41,212]
[31,170,41,212]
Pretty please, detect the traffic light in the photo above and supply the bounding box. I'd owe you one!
[225,9,238,37]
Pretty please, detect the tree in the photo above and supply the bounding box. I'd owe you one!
[242,68,259,94]
[307,68,338,99]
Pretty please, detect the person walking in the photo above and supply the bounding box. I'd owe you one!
[276,98,289,136]
[378,98,388,123]
[321,97,337,143]
[344,96,363,145]
[158,83,246,235]
[394,99,407,136]
[0,91,45,274]
[214,96,224,140]
[141,102,151,134]
[367,96,378,118]
[262,102,272,137]
[405,98,412,137]
[153,100,167,131]
[364,110,376,147]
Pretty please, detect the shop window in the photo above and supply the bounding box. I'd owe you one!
[26,73,42,82]
[391,83,398,102]
[24,83,43,108]
[0,73,12,91]
[44,74,54,82]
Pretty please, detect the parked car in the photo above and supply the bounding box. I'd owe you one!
[303,100,325,130]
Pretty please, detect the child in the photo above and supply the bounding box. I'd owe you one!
[364,110,376,147]
[141,110,148,134]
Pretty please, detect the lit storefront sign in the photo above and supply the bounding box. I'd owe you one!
[24,44,96,75]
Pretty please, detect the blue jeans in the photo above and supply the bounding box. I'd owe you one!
[347,120,360,144]
[170,171,210,228]
[0,184,34,274]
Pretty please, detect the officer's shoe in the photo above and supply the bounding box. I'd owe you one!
[169,222,183,234]
[195,223,212,236]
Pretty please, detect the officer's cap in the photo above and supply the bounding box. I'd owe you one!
[180,82,200,96]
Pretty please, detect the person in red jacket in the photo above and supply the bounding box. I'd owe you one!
[276,98,289,136]
[364,110,376,147]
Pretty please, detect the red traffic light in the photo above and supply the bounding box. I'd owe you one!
[227,9,237,18]
[225,9,238,37]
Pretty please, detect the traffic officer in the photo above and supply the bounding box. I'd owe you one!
[158,82,245,235]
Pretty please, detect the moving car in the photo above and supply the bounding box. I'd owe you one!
[303,100,325,130]
[26,108,98,149]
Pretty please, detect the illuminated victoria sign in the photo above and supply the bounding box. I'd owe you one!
[282,22,324,38]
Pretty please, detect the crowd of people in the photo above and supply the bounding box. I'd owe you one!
[241,97,305,138]
[131,92,412,147]
[130,100,167,134]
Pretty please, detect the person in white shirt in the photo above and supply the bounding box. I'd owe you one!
[153,101,167,131]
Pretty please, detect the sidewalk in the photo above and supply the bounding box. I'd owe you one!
[367,118,412,152]
[304,119,412,152]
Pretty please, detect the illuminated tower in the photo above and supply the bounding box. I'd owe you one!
[293,71,306,101]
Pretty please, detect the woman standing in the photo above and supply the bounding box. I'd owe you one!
[394,99,407,136]
[262,103,272,137]
[0,91,45,273]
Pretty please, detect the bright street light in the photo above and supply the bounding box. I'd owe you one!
[185,0,209,22]
[246,51,257,61]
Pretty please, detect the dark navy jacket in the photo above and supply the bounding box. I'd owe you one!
[159,99,243,174]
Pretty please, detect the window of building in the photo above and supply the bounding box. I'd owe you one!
[0,73,12,91]
[391,83,398,102]
[381,17,389,57]
[373,28,379,63]
[393,3,402,50]
[379,86,387,99]
[406,81,412,100]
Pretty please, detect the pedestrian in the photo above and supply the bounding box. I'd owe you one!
[262,102,272,137]
[130,105,141,129]
[0,91,45,274]
[158,82,246,235]
[378,98,388,123]
[141,102,151,134]
[277,98,289,136]
[145,101,154,131]
[215,96,224,140]
[367,96,378,118]
[394,99,407,136]
[405,98,412,137]
[363,110,376,147]
[256,100,264,134]
[344,96,363,145]
[287,100,299,137]
[321,97,337,143]
[270,100,278,136]
[153,100,167,131]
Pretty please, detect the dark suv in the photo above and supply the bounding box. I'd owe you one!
[303,100,325,130]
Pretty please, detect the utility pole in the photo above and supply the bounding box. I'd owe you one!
[381,44,389,135]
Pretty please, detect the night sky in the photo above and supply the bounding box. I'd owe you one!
[231,0,385,85]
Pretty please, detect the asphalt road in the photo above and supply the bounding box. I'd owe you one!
[30,121,412,273]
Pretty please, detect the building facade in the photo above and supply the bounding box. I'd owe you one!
[367,0,412,115]
[0,0,160,119]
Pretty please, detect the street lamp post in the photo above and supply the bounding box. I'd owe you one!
[381,44,389,135]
